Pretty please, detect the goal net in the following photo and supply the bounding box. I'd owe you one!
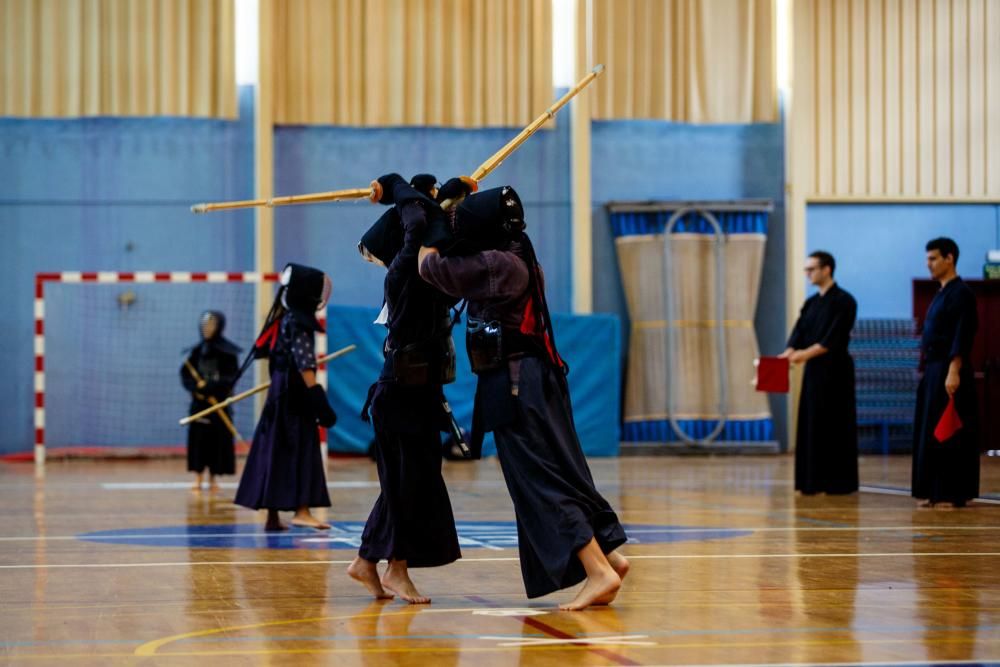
[34,272,328,462]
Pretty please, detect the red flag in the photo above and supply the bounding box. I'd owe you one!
[754,356,790,393]
[933,396,963,443]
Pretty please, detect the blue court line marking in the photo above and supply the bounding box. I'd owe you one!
[75,522,754,550]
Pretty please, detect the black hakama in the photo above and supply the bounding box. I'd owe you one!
[234,317,331,512]
[492,357,627,598]
[359,385,461,568]
[912,278,980,505]
[419,242,627,599]
[357,197,461,568]
[787,284,859,495]
[181,345,238,476]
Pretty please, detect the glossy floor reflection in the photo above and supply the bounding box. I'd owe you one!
[0,455,998,666]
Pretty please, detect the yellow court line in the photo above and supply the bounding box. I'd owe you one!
[134,609,422,656]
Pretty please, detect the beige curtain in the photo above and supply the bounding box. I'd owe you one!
[585,0,777,123]
[792,0,1000,199]
[270,0,552,127]
[0,0,236,119]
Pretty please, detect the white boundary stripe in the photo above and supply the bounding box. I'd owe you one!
[34,372,44,392]
[60,271,82,282]
[33,335,44,355]
[96,271,118,283]
[33,298,44,318]
[33,407,44,428]
[3,552,1000,570]
[861,485,1000,505]
[206,271,229,282]
[242,271,261,282]
[134,271,156,283]
[169,271,192,282]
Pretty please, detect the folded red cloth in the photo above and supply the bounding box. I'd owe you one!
[933,395,963,443]
[754,356,789,393]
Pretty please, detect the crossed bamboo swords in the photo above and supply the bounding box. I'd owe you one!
[180,66,604,426]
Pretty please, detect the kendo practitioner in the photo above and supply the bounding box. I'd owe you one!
[180,311,240,493]
[781,251,859,495]
[418,184,629,611]
[912,237,980,509]
[234,263,338,530]
[348,173,462,604]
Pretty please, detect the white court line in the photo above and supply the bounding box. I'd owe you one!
[860,485,1000,505]
[2,552,1000,570]
[2,525,998,543]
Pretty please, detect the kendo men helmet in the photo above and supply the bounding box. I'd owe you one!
[280,263,332,332]
[446,185,525,256]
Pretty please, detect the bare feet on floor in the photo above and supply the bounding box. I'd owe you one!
[347,557,394,600]
[593,551,630,605]
[381,561,430,604]
[291,510,331,530]
[559,566,621,611]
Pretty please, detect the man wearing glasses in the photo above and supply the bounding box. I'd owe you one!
[781,251,859,495]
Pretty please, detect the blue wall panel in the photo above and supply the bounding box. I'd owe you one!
[272,115,572,314]
[0,88,256,455]
[807,204,1000,318]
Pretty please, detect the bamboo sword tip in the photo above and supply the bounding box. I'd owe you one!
[191,204,207,214]
[592,64,605,75]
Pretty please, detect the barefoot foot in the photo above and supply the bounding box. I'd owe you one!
[559,568,621,611]
[381,562,430,604]
[347,557,394,600]
[593,552,630,605]
[291,511,331,530]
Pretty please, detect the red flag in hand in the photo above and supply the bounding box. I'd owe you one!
[933,396,963,443]
[754,357,790,393]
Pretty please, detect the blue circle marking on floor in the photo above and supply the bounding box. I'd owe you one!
[76,522,752,550]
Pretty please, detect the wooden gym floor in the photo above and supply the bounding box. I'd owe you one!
[1,454,998,666]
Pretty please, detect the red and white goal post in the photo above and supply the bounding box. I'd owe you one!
[33,271,329,465]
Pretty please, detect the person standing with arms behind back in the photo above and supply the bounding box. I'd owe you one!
[912,237,979,509]
[781,251,859,495]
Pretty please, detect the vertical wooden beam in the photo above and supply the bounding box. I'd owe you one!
[785,0,812,451]
[571,0,594,314]
[255,0,275,414]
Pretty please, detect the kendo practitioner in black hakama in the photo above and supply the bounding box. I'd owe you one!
[418,184,629,611]
[234,263,337,530]
[181,311,240,493]
[348,174,462,604]
[912,238,980,509]
[782,251,859,495]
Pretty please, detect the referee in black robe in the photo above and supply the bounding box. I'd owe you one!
[782,251,859,495]
[912,237,980,508]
